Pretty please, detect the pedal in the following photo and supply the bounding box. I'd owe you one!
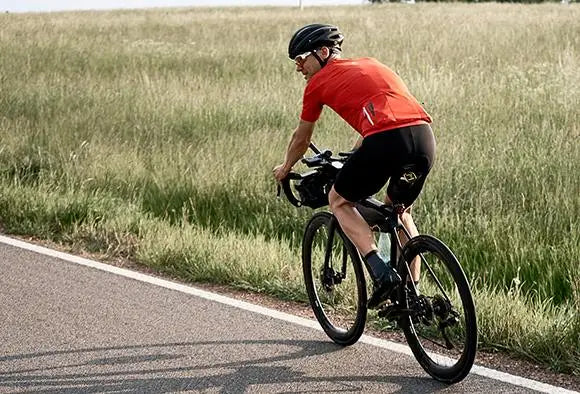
[377,303,396,320]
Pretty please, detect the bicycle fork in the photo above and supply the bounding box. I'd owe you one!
[321,216,347,290]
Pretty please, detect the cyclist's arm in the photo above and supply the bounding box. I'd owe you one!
[281,119,315,173]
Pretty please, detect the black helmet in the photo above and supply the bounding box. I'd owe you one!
[288,24,344,60]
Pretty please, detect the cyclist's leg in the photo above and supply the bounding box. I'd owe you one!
[386,123,436,283]
[400,206,421,280]
[328,187,374,256]
[385,194,421,282]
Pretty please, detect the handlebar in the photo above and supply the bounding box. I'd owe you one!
[309,142,321,154]
[278,172,303,207]
[277,142,355,208]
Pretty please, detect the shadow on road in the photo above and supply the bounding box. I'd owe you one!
[0,339,445,393]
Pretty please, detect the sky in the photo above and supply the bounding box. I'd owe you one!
[2,0,363,13]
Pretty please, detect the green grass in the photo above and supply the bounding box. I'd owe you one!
[0,3,578,374]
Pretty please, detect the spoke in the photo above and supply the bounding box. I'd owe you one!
[416,330,450,350]
[418,253,453,304]
[440,325,455,350]
[415,312,462,351]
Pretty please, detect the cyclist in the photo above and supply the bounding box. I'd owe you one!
[273,24,435,308]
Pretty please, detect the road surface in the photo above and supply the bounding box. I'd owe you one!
[0,236,576,393]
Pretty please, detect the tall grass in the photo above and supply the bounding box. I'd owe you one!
[0,4,578,373]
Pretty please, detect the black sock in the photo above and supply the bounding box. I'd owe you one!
[364,250,387,282]
[364,250,378,260]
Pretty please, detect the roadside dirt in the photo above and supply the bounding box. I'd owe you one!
[5,234,579,392]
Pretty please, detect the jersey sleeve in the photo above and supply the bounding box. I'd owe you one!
[300,82,323,123]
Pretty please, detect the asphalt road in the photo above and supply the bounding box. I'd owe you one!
[0,239,572,393]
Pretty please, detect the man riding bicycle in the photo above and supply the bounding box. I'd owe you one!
[273,24,436,309]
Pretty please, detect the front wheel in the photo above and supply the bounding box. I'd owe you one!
[302,212,368,346]
[396,235,477,383]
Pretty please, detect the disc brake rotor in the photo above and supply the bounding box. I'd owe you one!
[320,267,336,292]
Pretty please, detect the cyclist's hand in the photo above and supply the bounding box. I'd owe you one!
[272,164,290,182]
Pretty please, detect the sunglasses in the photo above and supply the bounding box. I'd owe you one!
[294,51,313,65]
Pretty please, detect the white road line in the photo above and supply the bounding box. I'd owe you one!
[0,234,576,394]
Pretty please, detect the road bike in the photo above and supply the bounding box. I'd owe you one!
[278,142,477,383]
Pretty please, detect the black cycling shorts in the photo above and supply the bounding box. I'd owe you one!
[334,123,436,206]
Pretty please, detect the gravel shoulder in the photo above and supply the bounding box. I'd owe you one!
[6,234,579,392]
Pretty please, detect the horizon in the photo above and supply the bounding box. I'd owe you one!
[3,0,364,13]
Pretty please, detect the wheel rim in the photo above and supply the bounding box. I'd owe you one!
[404,248,475,370]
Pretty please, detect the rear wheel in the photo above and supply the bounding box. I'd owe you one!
[396,235,477,383]
[302,212,367,346]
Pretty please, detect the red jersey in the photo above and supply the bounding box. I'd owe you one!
[300,57,432,137]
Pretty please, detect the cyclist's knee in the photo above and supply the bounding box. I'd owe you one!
[399,207,419,238]
[329,187,349,212]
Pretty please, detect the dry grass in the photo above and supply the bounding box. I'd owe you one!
[0,3,578,373]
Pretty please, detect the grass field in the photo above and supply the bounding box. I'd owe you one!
[0,3,578,374]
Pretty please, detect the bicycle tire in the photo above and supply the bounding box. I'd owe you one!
[396,235,477,383]
[302,211,368,346]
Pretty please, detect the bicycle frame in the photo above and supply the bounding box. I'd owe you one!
[282,141,424,296]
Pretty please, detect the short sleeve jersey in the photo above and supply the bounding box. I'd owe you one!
[301,57,432,137]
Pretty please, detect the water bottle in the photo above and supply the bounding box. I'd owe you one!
[377,232,391,264]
